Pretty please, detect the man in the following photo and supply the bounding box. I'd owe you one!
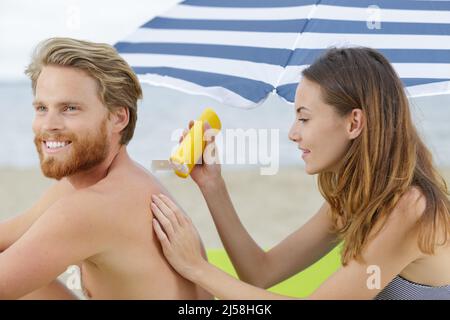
[0,37,211,299]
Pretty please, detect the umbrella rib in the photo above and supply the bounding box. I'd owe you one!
[274,0,323,90]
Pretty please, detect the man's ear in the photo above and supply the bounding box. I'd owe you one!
[347,109,364,140]
[111,107,129,133]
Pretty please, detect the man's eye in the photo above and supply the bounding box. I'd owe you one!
[298,118,309,123]
[65,105,77,112]
[36,106,47,112]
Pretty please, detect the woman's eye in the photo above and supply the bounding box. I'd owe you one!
[298,118,308,123]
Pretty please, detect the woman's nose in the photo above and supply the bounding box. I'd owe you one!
[288,123,300,142]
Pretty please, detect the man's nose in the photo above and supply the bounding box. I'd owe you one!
[42,110,64,131]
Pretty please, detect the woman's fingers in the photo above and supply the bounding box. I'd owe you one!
[152,219,170,248]
[152,195,179,229]
[203,121,211,131]
[151,201,175,240]
[203,123,220,165]
[158,194,187,225]
[179,120,195,143]
[179,128,189,143]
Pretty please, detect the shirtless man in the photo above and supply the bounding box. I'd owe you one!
[0,37,212,299]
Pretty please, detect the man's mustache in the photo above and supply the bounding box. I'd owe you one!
[35,132,76,142]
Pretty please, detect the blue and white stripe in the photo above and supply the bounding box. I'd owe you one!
[375,275,450,300]
[115,0,450,108]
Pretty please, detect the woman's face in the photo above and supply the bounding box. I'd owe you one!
[289,78,358,175]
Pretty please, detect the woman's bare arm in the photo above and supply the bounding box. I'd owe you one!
[200,178,338,288]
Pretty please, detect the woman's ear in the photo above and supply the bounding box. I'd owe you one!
[111,107,129,133]
[347,109,364,140]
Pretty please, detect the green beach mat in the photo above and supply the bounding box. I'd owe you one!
[206,244,342,298]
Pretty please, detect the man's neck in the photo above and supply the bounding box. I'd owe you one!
[67,145,127,189]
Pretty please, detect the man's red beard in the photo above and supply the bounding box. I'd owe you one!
[34,120,110,180]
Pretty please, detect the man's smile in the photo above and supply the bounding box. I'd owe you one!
[42,140,72,154]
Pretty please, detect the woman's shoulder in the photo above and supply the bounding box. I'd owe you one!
[368,187,427,247]
[359,187,428,262]
[391,186,427,223]
[385,186,449,252]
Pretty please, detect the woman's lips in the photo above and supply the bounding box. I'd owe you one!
[299,147,311,159]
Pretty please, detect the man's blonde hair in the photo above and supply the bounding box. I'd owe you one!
[25,37,142,145]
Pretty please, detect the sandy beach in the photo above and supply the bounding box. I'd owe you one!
[1,165,449,298]
[1,165,450,249]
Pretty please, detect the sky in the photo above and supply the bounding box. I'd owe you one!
[1,0,449,167]
[0,0,182,81]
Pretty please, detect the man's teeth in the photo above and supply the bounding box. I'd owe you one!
[45,141,70,149]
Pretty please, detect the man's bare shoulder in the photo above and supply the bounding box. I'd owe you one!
[46,188,110,222]
[30,178,75,211]
[89,160,165,201]
[48,160,169,230]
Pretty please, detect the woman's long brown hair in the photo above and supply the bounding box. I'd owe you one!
[302,47,450,265]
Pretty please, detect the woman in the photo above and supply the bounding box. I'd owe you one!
[151,47,450,300]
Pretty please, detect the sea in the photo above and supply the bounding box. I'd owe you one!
[0,81,449,171]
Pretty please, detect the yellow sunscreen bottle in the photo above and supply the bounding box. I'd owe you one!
[169,108,221,178]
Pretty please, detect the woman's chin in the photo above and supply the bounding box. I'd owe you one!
[304,165,317,175]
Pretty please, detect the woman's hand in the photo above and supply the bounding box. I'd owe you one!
[179,121,222,189]
[151,195,293,300]
[151,193,206,281]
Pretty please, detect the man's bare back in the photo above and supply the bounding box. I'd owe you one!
[0,149,212,299]
[75,149,211,299]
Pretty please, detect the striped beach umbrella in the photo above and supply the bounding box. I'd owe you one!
[115,0,450,108]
